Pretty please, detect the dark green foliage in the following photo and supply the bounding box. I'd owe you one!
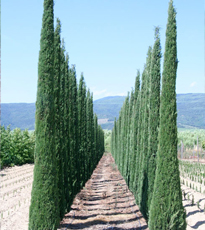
[78,74,87,187]
[130,71,140,192]
[68,65,79,199]
[53,18,66,220]
[138,47,152,219]
[94,114,98,166]
[0,126,35,167]
[146,27,161,219]
[149,1,186,229]
[125,90,135,187]
[64,52,70,211]
[135,66,146,203]
[137,47,152,218]
[121,94,130,177]
[59,41,67,217]
[86,90,95,180]
[29,0,60,229]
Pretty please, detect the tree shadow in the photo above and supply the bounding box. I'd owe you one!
[198,198,205,203]
[190,220,205,229]
[187,209,203,218]
[60,215,146,229]
[184,203,194,208]
[86,203,136,211]
[69,211,144,221]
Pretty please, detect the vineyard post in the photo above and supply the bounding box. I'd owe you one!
[197,136,199,162]
[193,142,195,159]
[181,140,183,159]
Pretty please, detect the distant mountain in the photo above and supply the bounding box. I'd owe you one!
[177,93,205,129]
[93,96,125,129]
[1,103,36,130]
[1,93,205,130]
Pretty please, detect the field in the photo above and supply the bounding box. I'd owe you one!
[1,154,205,229]
[0,164,34,230]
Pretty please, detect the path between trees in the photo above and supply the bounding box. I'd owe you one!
[58,153,148,230]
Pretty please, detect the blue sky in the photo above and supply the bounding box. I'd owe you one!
[2,0,204,103]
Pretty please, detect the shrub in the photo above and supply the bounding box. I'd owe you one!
[0,126,35,167]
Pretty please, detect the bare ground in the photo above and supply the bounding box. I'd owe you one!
[1,154,205,229]
[0,164,34,230]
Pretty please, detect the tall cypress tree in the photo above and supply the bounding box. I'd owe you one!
[29,0,59,229]
[78,74,87,188]
[85,89,91,181]
[135,62,148,203]
[93,114,98,168]
[68,65,79,197]
[86,90,95,179]
[146,27,161,219]
[53,18,65,220]
[130,70,140,192]
[64,52,70,210]
[121,95,129,176]
[116,113,122,166]
[113,118,117,160]
[59,40,67,214]
[149,1,186,229]
[125,89,134,186]
[138,47,152,216]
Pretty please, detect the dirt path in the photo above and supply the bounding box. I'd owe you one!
[58,153,148,230]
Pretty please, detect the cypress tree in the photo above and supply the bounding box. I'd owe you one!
[64,52,70,210]
[78,74,87,188]
[86,90,95,179]
[120,95,128,176]
[134,64,147,203]
[138,47,152,216]
[125,89,135,186]
[68,65,78,196]
[85,89,91,180]
[116,113,122,166]
[113,118,117,159]
[134,71,140,103]
[59,41,67,214]
[29,0,59,229]
[149,1,186,229]
[130,71,140,192]
[53,18,65,220]
[122,94,129,177]
[93,114,98,167]
[146,27,161,219]
[111,119,116,158]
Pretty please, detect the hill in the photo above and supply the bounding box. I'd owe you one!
[177,94,205,129]
[1,93,205,130]
[1,103,36,130]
